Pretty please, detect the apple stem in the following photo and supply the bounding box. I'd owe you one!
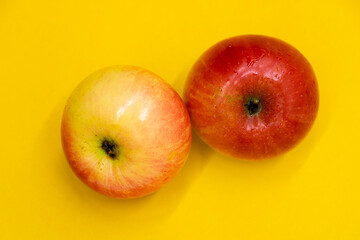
[101,138,119,159]
[244,96,262,116]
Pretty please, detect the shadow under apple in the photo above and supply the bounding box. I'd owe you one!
[39,100,211,227]
[209,115,327,189]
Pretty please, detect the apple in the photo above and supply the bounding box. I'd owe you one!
[184,35,319,159]
[61,66,192,198]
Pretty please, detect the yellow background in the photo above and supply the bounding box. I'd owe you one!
[1,0,359,239]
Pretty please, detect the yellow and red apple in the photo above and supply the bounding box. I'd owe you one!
[61,66,192,199]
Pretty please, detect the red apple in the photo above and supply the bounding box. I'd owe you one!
[184,35,319,159]
[61,66,192,198]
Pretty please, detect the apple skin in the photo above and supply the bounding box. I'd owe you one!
[184,35,319,159]
[61,66,192,199]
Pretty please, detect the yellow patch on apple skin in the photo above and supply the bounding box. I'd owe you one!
[167,151,178,162]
